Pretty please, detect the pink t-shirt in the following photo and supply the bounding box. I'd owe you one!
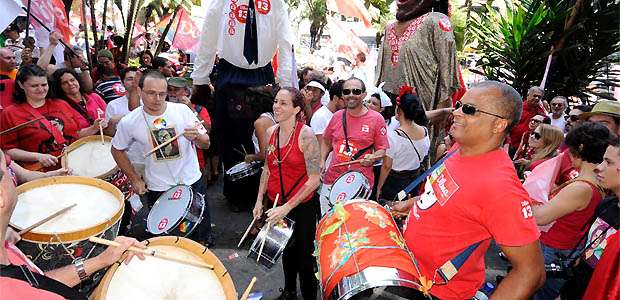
[71,93,107,129]
[403,148,540,299]
[0,241,63,300]
[323,109,389,185]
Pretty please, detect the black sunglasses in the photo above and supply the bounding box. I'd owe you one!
[532,132,542,140]
[454,101,506,119]
[342,88,363,96]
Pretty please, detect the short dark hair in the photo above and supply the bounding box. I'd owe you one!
[475,81,522,133]
[120,66,139,82]
[138,70,167,89]
[278,87,305,121]
[330,80,344,100]
[565,122,611,164]
[574,105,592,113]
[50,68,85,99]
[344,77,366,92]
[609,134,620,148]
[399,93,428,126]
[13,64,49,103]
[152,57,169,69]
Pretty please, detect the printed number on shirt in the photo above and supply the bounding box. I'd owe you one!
[256,0,271,14]
[521,200,533,219]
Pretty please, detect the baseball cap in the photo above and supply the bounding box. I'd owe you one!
[305,81,326,93]
[580,100,620,120]
[168,77,189,88]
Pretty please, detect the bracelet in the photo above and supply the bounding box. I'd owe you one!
[73,258,88,281]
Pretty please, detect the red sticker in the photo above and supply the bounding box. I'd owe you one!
[234,4,248,23]
[171,188,183,200]
[438,15,452,32]
[157,218,169,230]
[345,174,356,183]
[430,165,459,206]
[256,0,271,14]
[337,192,347,202]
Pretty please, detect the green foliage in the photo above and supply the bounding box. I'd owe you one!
[470,0,620,102]
[302,0,327,49]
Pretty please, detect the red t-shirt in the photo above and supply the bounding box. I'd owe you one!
[194,104,211,169]
[403,148,540,299]
[55,93,107,129]
[0,100,81,161]
[323,109,389,185]
[555,150,578,185]
[509,102,546,149]
[0,242,63,300]
[266,122,312,205]
[0,78,15,111]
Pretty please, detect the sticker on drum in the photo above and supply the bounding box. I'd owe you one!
[247,217,294,269]
[147,185,203,236]
[329,171,371,206]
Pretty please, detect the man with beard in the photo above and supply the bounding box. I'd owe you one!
[375,0,461,162]
[94,50,127,103]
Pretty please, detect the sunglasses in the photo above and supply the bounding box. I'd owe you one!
[342,88,363,96]
[454,101,506,119]
[568,115,580,122]
[532,132,542,140]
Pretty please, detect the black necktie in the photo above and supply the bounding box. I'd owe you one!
[243,0,259,65]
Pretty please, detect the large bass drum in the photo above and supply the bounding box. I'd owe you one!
[316,199,427,300]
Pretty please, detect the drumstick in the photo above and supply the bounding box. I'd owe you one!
[238,218,257,247]
[0,116,44,136]
[257,194,279,262]
[98,123,105,145]
[333,154,385,167]
[241,144,248,156]
[240,277,257,300]
[143,120,206,158]
[89,237,215,270]
[18,203,77,235]
[233,148,246,157]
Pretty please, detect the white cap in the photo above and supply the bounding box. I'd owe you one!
[305,81,326,93]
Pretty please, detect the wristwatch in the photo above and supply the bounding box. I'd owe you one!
[73,258,88,281]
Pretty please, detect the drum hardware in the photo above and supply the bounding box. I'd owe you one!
[17,203,77,235]
[89,237,214,269]
[247,217,294,269]
[257,194,280,262]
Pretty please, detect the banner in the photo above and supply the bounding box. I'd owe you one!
[21,0,72,42]
[327,16,369,63]
[172,8,200,51]
[0,0,22,33]
[326,0,371,28]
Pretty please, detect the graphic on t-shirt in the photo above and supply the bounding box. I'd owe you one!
[150,127,180,160]
[416,164,459,209]
[335,140,358,160]
[584,218,617,267]
[111,82,126,96]
[153,118,168,129]
[38,117,72,154]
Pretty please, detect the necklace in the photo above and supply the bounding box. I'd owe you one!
[273,122,297,166]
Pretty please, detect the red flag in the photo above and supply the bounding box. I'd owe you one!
[172,8,200,51]
[22,0,72,42]
[326,0,372,28]
[327,16,369,63]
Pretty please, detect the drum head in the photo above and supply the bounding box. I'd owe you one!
[62,136,117,178]
[329,171,369,204]
[226,162,250,175]
[147,185,193,234]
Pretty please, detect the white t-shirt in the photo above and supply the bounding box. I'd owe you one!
[310,105,334,135]
[112,103,203,191]
[548,113,567,131]
[386,128,430,171]
[106,96,144,166]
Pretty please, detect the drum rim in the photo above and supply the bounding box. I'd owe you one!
[328,171,368,198]
[91,236,237,300]
[12,176,125,243]
[61,135,119,179]
[146,185,195,235]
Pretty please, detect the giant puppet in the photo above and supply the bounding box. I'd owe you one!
[376,0,462,161]
[192,0,295,209]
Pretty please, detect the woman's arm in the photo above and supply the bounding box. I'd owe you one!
[376,156,393,200]
[247,116,274,162]
[532,181,594,225]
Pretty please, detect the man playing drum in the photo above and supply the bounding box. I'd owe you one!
[111,71,215,247]
[0,150,146,299]
[391,81,545,299]
[319,77,389,215]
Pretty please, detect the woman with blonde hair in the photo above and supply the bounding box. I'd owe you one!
[515,123,564,172]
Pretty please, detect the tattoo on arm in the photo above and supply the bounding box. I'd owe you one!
[257,165,270,196]
[301,127,321,175]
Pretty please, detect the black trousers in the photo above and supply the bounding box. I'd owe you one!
[282,196,320,300]
[144,177,213,242]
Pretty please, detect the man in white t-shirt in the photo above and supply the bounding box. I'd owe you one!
[111,71,214,246]
[310,80,345,146]
[547,96,567,131]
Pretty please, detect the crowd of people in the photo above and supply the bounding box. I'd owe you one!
[1,4,619,299]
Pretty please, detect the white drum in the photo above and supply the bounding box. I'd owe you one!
[92,236,237,300]
[328,171,371,208]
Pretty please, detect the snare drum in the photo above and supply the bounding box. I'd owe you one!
[316,199,425,300]
[328,171,371,207]
[62,136,133,200]
[225,161,262,182]
[247,217,294,269]
[146,185,205,237]
[92,236,237,300]
[10,176,123,271]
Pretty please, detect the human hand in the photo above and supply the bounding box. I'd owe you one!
[131,178,147,195]
[47,168,72,177]
[38,153,58,167]
[49,32,62,46]
[93,118,108,129]
[390,198,414,215]
[252,199,263,220]
[514,158,529,165]
[360,154,374,167]
[266,203,291,224]
[183,126,199,141]
[97,236,147,266]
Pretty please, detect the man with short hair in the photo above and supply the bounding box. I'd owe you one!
[392,81,546,299]
[0,47,17,80]
[152,57,175,77]
[311,80,344,146]
[319,77,389,215]
[509,86,547,151]
[565,104,591,132]
[548,96,568,130]
[302,80,326,119]
[111,71,214,246]
[92,49,124,83]
[581,100,620,136]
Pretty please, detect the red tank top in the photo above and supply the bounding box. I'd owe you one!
[541,180,603,249]
[266,122,311,205]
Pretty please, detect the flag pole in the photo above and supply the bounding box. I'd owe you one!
[24,0,32,40]
[81,0,93,66]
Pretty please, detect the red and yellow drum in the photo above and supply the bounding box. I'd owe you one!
[315,199,425,300]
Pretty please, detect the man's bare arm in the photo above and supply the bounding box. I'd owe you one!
[491,241,545,299]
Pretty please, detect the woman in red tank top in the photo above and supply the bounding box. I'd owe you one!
[532,122,612,300]
[251,87,321,300]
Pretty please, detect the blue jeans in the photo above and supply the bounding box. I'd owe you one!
[533,243,579,300]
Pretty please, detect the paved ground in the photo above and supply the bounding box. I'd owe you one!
[204,178,510,299]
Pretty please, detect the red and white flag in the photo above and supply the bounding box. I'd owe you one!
[22,0,72,42]
[327,16,369,63]
[172,8,200,51]
[326,0,372,28]
[0,0,22,33]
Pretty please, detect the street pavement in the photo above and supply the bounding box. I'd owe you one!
[204,178,510,299]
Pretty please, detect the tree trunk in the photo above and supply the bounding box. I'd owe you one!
[121,0,138,63]
[88,0,99,50]
[155,6,181,56]
[81,0,92,66]
[102,0,109,34]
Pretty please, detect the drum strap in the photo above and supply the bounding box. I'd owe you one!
[0,264,88,300]
[342,111,374,160]
[435,241,483,283]
[276,125,307,202]
[395,149,457,201]
[22,103,67,146]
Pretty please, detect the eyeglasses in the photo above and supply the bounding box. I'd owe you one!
[568,115,580,122]
[342,88,363,96]
[454,101,506,119]
[143,90,168,99]
[551,103,564,107]
[530,118,543,124]
[532,132,542,140]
